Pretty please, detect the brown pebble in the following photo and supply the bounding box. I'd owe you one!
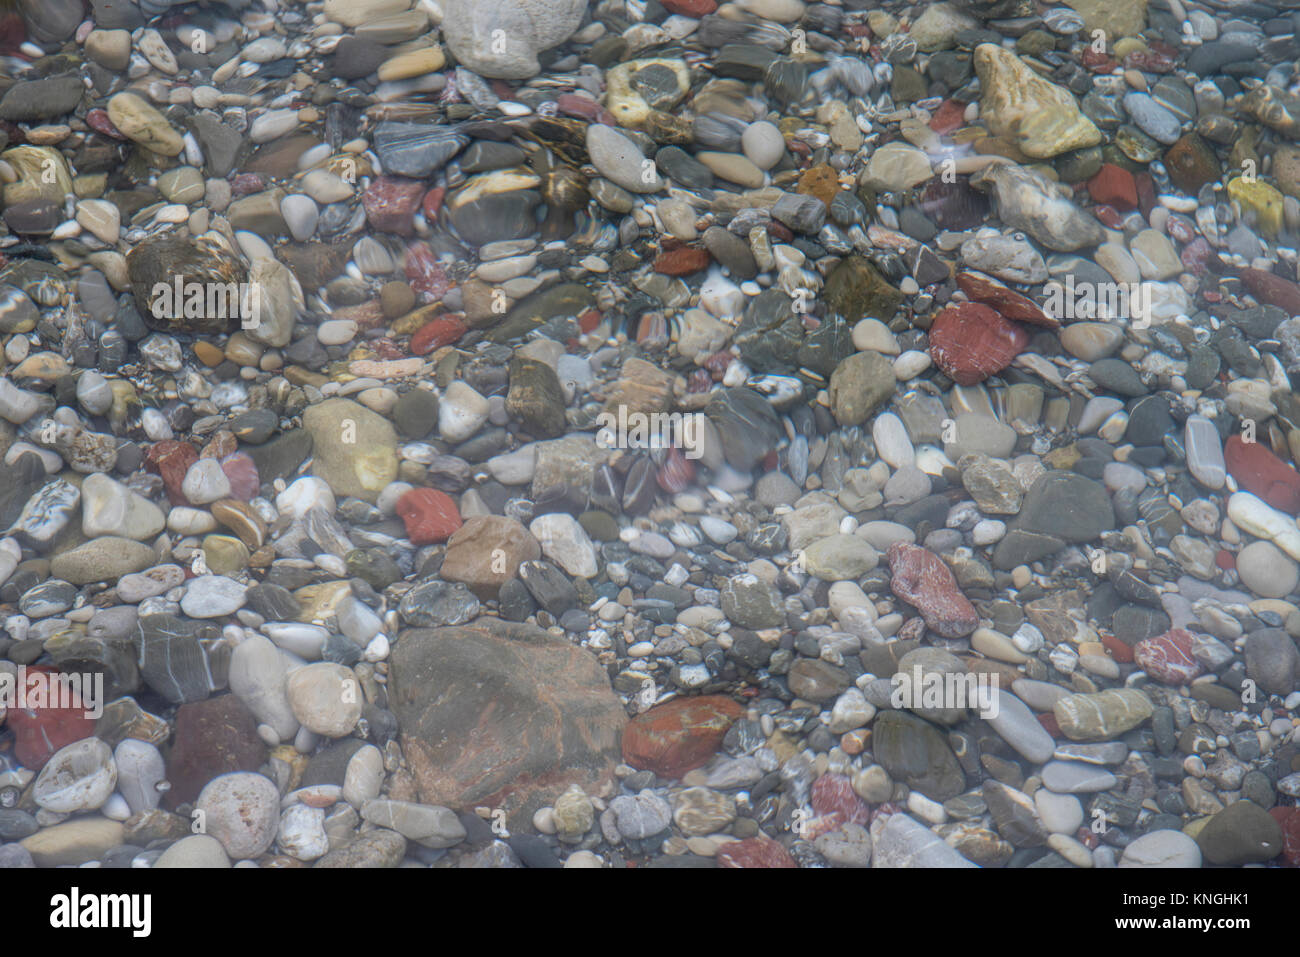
[380,280,416,319]
[193,341,225,367]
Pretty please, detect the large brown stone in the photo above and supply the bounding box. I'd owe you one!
[439,515,541,598]
[389,618,626,827]
[164,694,268,809]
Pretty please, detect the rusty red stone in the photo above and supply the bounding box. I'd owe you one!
[955,270,1056,327]
[886,542,979,638]
[927,302,1030,386]
[145,439,199,506]
[1268,807,1300,866]
[1224,434,1300,514]
[1133,628,1204,685]
[1087,163,1138,210]
[5,666,97,771]
[655,446,696,493]
[809,773,870,837]
[1235,266,1300,316]
[362,175,425,237]
[85,108,125,140]
[396,487,463,545]
[220,452,260,501]
[928,100,967,135]
[716,836,798,868]
[404,242,453,302]
[621,695,744,779]
[661,0,718,14]
[410,316,467,354]
[653,246,712,276]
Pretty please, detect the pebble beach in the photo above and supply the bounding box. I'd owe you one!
[0,0,1297,870]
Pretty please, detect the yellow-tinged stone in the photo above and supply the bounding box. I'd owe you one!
[1043,444,1081,470]
[106,92,184,156]
[1,146,73,206]
[971,627,1028,664]
[376,45,446,82]
[1249,598,1299,620]
[1064,0,1147,39]
[446,168,542,211]
[867,10,899,35]
[21,818,125,866]
[202,534,250,576]
[974,44,1102,159]
[1112,37,1147,58]
[605,58,692,127]
[326,153,373,180]
[323,0,410,27]
[294,580,354,624]
[271,744,308,791]
[391,303,440,335]
[73,173,108,198]
[767,729,799,763]
[1227,177,1285,237]
[284,366,329,388]
[26,125,71,146]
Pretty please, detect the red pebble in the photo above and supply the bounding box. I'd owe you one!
[404,242,453,302]
[1166,214,1199,244]
[0,11,26,57]
[655,446,696,493]
[395,487,462,545]
[1134,172,1157,219]
[5,666,97,771]
[1180,237,1214,275]
[928,99,968,135]
[1224,434,1300,514]
[1093,204,1125,229]
[1101,632,1135,664]
[810,773,870,836]
[220,452,260,500]
[654,246,712,276]
[886,542,979,638]
[1124,49,1175,73]
[621,696,744,779]
[661,0,717,14]
[229,172,266,198]
[85,108,125,140]
[410,316,467,354]
[1134,628,1204,685]
[956,270,1057,327]
[1087,163,1139,210]
[1036,712,1061,737]
[687,369,712,393]
[362,176,425,237]
[1236,267,1300,315]
[1080,48,1117,72]
[767,221,794,242]
[1215,549,1236,571]
[1268,807,1300,866]
[421,186,445,223]
[927,302,1030,386]
[144,440,198,506]
[716,836,798,868]
[578,308,601,334]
